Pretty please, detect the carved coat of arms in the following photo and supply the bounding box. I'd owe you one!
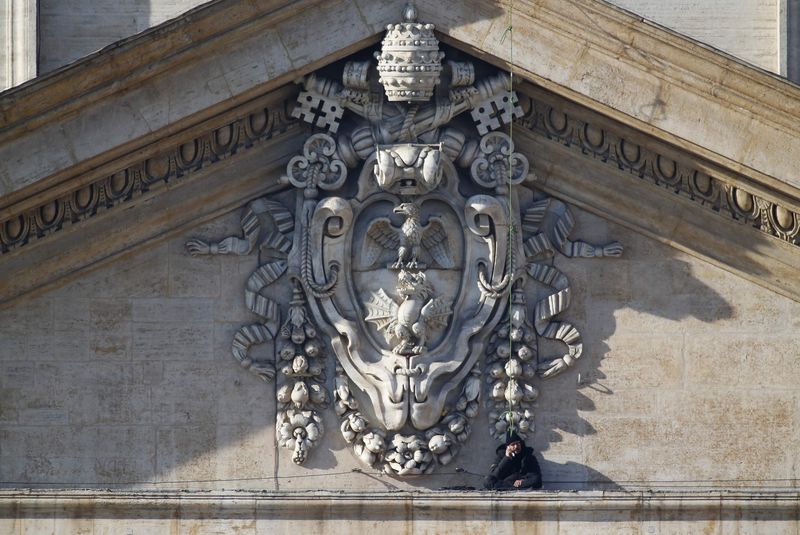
[186,5,622,475]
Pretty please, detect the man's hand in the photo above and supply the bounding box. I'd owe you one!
[513,479,523,488]
[505,441,521,457]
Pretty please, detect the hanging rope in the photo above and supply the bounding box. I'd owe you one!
[503,0,517,439]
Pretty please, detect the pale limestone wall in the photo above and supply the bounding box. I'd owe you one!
[37,0,211,74]
[607,0,781,72]
[546,208,800,488]
[2,490,800,534]
[0,0,37,89]
[1,204,799,492]
[26,0,791,80]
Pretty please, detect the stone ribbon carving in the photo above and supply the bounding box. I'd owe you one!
[186,5,624,473]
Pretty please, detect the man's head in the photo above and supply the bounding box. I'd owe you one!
[505,431,524,456]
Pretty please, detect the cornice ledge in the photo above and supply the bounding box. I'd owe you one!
[1,489,799,514]
[515,83,800,250]
[0,87,306,306]
[0,0,331,133]
[424,0,800,199]
[513,83,800,301]
[0,0,399,207]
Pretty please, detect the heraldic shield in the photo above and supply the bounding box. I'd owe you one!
[185,4,623,475]
[303,152,510,433]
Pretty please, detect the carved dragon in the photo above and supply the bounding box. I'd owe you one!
[183,4,627,474]
[364,269,452,355]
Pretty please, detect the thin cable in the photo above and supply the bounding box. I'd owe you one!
[4,475,800,488]
[502,0,516,440]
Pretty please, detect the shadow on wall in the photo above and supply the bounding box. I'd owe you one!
[0,199,743,493]
[528,208,735,491]
[3,0,754,491]
[382,205,736,491]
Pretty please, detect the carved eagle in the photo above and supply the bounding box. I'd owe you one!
[362,203,455,269]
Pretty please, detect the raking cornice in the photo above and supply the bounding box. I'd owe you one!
[1,0,800,306]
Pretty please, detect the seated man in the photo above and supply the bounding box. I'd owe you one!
[483,432,542,490]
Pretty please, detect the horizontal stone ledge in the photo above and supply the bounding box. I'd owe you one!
[1,489,799,515]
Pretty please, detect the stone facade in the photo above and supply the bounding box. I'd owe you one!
[1,205,798,491]
[2,0,800,532]
[3,0,795,88]
[38,0,212,74]
[609,0,785,72]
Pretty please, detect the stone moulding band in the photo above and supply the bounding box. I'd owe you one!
[0,94,298,256]
[515,87,800,248]
[0,490,799,514]
[3,81,799,261]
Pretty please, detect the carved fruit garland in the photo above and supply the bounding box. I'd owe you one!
[276,282,329,464]
[335,363,480,475]
[184,196,331,464]
[184,5,625,473]
[485,290,539,440]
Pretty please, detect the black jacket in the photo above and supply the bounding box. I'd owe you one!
[485,444,542,489]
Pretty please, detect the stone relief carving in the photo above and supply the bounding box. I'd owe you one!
[6,56,799,263]
[186,5,623,472]
[515,92,800,246]
[5,24,800,264]
[275,283,329,464]
[1,100,297,255]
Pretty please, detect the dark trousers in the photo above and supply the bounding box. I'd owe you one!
[483,474,541,490]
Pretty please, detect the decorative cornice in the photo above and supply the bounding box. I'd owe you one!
[1,489,799,514]
[428,0,800,195]
[0,96,298,256]
[515,87,800,248]
[0,0,328,134]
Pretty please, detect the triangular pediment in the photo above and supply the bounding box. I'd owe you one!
[0,0,799,306]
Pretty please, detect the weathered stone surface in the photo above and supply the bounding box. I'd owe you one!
[608,1,782,72]
[1,490,799,533]
[0,0,37,90]
[38,0,214,74]
[1,5,800,529]
[0,203,797,497]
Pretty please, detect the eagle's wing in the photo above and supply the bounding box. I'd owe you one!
[364,289,399,343]
[363,218,401,268]
[421,217,455,268]
[421,296,453,330]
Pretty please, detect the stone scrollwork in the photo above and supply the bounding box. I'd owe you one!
[283,133,347,194]
[484,194,624,442]
[186,4,624,471]
[470,132,529,190]
[185,197,296,382]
